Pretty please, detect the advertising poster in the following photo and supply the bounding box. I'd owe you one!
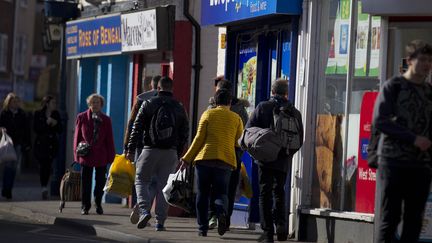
[281,31,291,80]
[355,91,378,213]
[418,193,432,241]
[237,40,257,115]
[369,16,381,77]
[355,1,369,77]
[336,0,351,74]
[325,32,337,75]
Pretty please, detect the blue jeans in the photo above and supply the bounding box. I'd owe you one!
[195,163,230,232]
[2,145,21,192]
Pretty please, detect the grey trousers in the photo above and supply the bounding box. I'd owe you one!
[135,148,177,225]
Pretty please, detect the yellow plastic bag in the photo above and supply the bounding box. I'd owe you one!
[103,154,135,198]
[239,162,253,199]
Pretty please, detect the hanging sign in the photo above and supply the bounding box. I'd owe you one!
[121,9,157,52]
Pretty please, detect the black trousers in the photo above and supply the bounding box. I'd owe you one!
[37,158,53,187]
[258,165,288,239]
[209,160,241,225]
[376,164,431,243]
[81,165,106,210]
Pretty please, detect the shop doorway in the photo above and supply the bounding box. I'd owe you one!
[225,20,299,223]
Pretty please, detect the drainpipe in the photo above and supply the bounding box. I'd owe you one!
[183,0,202,136]
[11,0,19,92]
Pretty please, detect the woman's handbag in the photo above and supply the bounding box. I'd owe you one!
[76,142,91,157]
[76,114,101,157]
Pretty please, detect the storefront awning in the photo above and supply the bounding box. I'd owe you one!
[201,0,302,26]
[362,0,432,16]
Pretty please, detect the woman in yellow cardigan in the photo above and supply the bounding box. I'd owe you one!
[181,89,243,237]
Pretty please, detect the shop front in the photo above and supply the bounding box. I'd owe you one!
[298,0,432,242]
[201,0,302,229]
[65,5,179,204]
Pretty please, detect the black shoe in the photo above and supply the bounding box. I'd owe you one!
[217,213,227,236]
[276,225,288,241]
[257,233,274,243]
[96,206,103,215]
[137,214,151,229]
[42,191,48,200]
[2,189,11,199]
[198,231,207,237]
[81,209,89,215]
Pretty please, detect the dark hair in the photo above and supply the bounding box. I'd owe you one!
[216,79,232,91]
[158,76,173,91]
[214,89,232,106]
[271,78,288,96]
[406,40,432,59]
[151,75,162,89]
[213,75,225,86]
[41,95,55,109]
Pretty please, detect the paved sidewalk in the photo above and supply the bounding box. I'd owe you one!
[0,173,311,242]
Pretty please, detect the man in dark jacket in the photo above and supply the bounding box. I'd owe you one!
[373,40,432,243]
[246,79,303,243]
[126,76,189,231]
[123,75,161,226]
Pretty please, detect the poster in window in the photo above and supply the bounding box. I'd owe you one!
[237,40,257,115]
[325,32,337,75]
[355,1,369,77]
[336,0,351,74]
[369,16,381,77]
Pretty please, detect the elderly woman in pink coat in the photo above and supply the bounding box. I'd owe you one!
[73,93,115,215]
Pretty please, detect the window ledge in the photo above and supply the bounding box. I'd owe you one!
[300,208,375,223]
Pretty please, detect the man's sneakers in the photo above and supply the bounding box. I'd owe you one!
[155,223,166,231]
[41,188,48,200]
[217,213,227,236]
[276,224,288,241]
[137,214,151,229]
[130,204,140,224]
[208,215,217,230]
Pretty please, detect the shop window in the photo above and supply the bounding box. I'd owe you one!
[0,34,7,72]
[312,0,381,212]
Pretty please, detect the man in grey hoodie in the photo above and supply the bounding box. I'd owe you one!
[207,78,249,230]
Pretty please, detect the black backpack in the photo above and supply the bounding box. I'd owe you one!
[149,100,177,148]
[273,104,302,155]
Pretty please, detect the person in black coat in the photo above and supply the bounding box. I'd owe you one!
[0,93,31,199]
[33,95,62,200]
[246,79,303,243]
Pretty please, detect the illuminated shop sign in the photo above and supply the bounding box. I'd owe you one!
[201,0,302,26]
